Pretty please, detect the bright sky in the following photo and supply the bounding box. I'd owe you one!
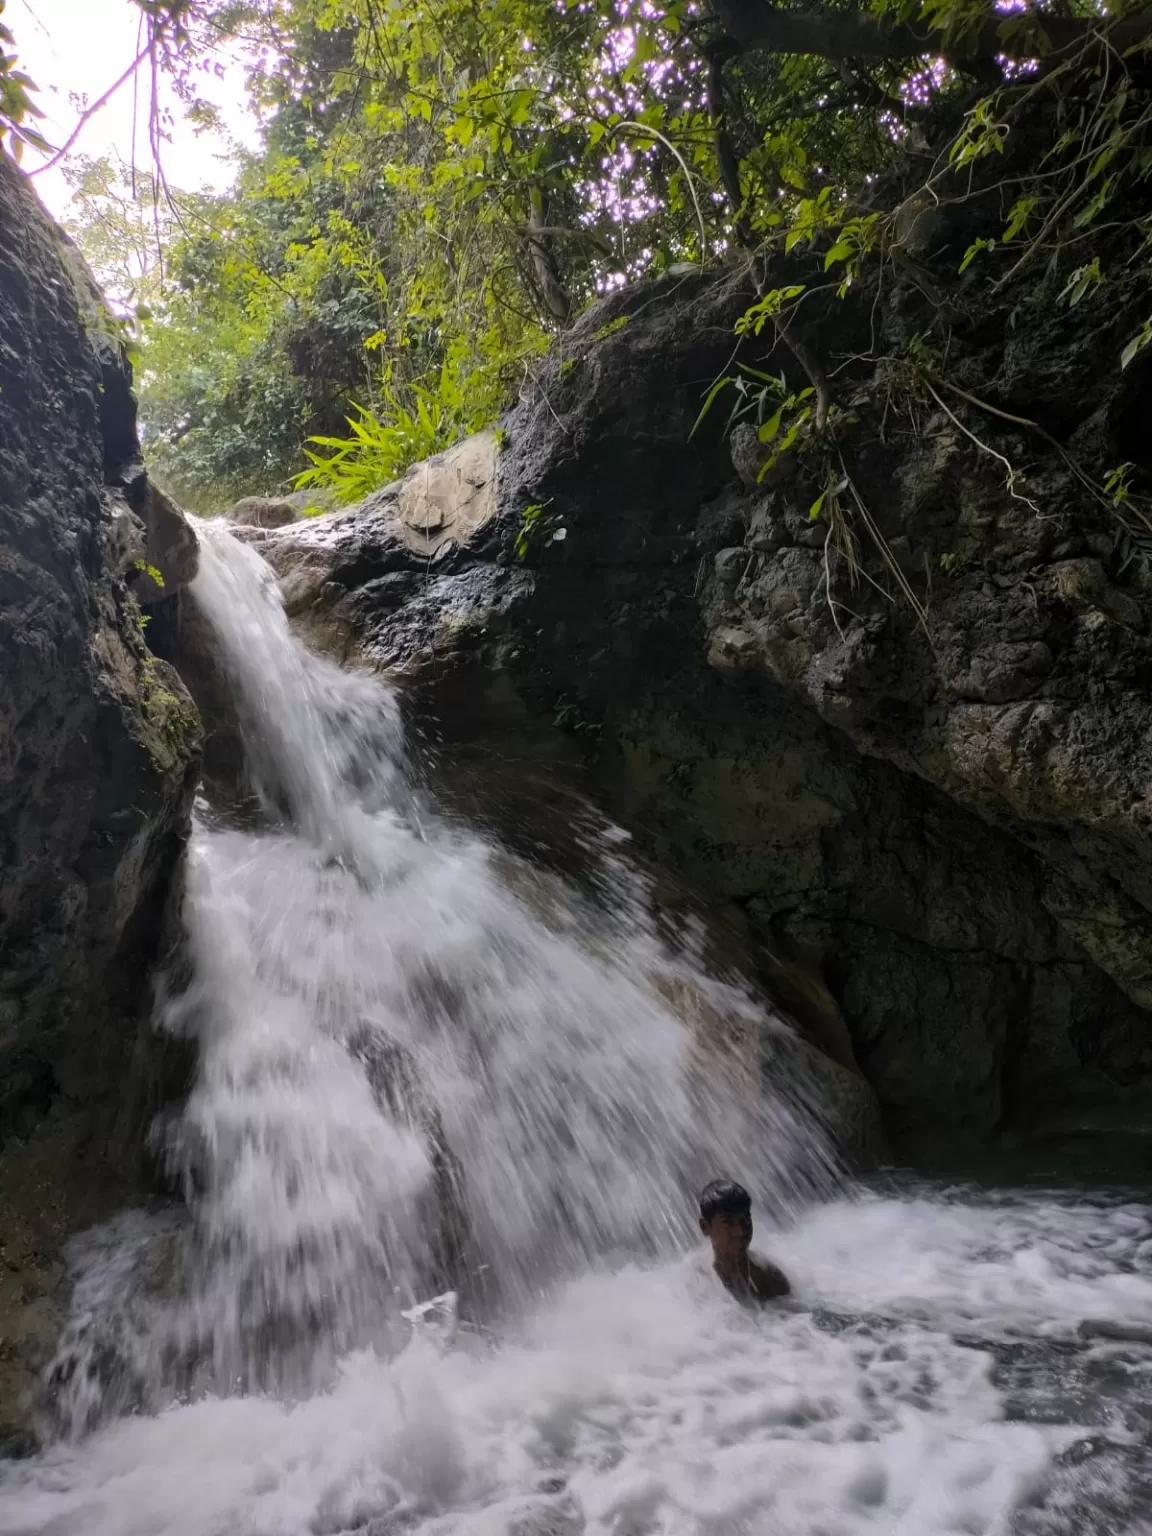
[12,0,259,218]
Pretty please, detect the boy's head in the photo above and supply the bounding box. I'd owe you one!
[699,1179,753,1262]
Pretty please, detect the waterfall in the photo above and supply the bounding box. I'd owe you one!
[59,522,831,1413]
[8,524,1152,1536]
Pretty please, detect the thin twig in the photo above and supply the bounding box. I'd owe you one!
[822,523,848,640]
[30,44,152,175]
[922,369,1152,533]
[838,452,932,635]
[921,376,1040,514]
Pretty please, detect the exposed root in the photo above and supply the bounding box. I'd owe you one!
[921,376,1041,516]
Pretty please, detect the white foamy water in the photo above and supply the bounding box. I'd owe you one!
[138,526,830,1395]
[5,1191,1152,1536]
[40,523,830,1417]
[5,523,1152,1534]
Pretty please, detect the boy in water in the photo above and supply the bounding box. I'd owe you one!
[699,1179,790,1304]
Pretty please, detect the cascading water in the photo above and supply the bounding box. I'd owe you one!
[46,522,834,1423]
[4,523,1152,1536]
[153,526,832,1399]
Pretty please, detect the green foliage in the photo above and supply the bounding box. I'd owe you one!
[68,0,914,504]
[948,98,1009,170]
[592,316,631,342]
[0,0,46,160]
[808,473,847,523]
[1103,463,1152,573]
[297,368,455,504]
[1121,321,1152,371]
[821,214,880,295]
[295,332,524,503]
[691,361,823,479]
[754,386,817,481]
[133,559,166,588]
[736,288,807,337]
[959,237,997,275]
[1104,462,1136,508]
[514,501,564,559]
[692,362,788,438]
[1059,257,1103,308]
[61,155,176,313]
[25,0,1152,518]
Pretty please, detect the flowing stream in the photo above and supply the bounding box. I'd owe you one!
[3,526,1152,1535]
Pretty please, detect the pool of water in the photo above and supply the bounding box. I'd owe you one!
[4,1180,1152,1536]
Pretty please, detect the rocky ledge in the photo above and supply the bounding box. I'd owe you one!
[256,248,1152,1167]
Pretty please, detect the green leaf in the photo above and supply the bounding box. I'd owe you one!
[823,241,853,271]
[758,407,784,443]
[1002,197,1035,242]
[959,237,995,274]
[690,375,734,437]
[739,364,785,388]
[1121,326,1151,370]
[1073,176,1115,230]
[1060,257,1102,308]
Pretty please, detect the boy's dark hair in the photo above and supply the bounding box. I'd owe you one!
[699,1179,752,1222]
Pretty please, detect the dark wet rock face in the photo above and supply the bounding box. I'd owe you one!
[0,155,200,1436]
[265,257,1152,1164]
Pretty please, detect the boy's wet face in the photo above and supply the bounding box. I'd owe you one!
[702,1210,752,1262]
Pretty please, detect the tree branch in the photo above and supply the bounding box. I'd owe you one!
[705,0,1152,64]
[514,224,616,256]
[706,48,752,243]
[704,43,832,428]
[525,187,574,327]
[29,44,151,176]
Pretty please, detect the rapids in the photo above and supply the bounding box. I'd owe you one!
[2,524,1151,1535]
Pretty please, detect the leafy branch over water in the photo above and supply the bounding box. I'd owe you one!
[11,0,1152,516]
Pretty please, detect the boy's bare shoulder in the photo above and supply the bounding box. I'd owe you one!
[749,1253,791,1299]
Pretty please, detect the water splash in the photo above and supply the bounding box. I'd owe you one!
[49,522,832,1416]
[10,523,1152,1534]
[11,1189,1152,1536]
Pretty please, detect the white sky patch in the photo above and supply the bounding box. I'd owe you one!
[12,0,259,219]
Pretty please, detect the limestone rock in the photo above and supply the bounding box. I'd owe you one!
[730,421,769,489]
[228,495,300,529]
[396,430,498,557]
[257,430,514,676]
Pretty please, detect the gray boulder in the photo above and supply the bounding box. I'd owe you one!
[227,495,300,529]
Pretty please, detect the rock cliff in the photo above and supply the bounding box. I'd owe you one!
[0,154,200,1441]
[259,246,1152,1163]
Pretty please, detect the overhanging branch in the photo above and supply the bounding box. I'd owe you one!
[706,0,1152,64]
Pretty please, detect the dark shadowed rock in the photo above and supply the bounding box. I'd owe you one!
[259,430,519,676]
[129,482,200,602]
[0,154,201,1436]
[263,253,1152,1165]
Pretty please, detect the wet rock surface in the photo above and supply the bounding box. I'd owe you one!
[0,155,200,1437]
[227,495,301,530]
[265,262,1152,1162]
